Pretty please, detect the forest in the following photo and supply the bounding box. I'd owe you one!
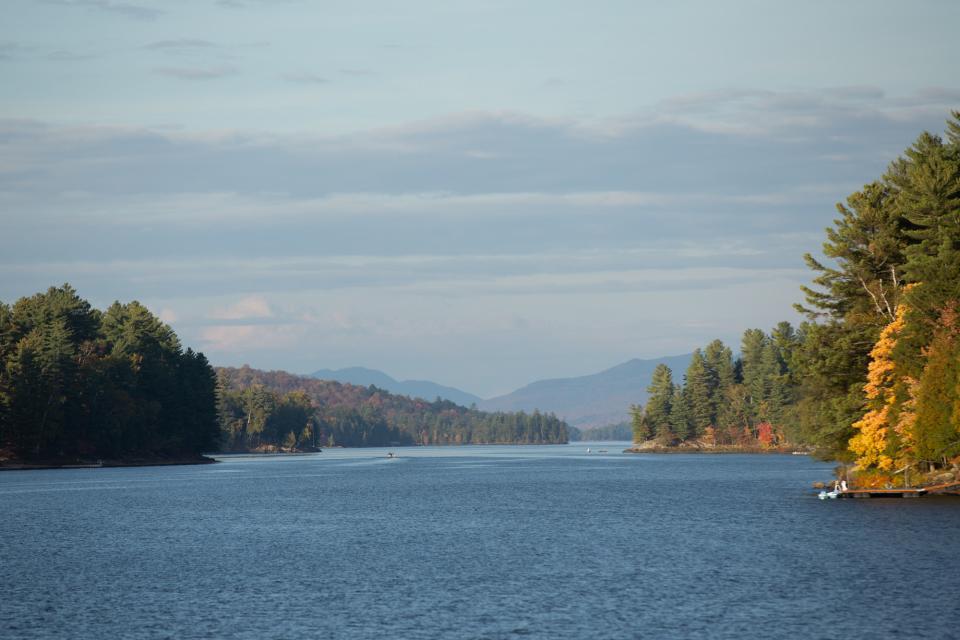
[0,288,569,464]
[0,285,219,463]
[570,422,633,442]
[631,112,960,483]
[630,326,799,450]
[217,366,569,450]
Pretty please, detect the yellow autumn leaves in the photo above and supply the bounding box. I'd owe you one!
[849,305,905,470]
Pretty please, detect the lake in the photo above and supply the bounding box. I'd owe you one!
[2,444,959,639]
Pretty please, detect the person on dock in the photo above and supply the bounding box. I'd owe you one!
[840,479,848,492]
[833,480,841,492]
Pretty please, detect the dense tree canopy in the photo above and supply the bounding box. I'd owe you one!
[0,285,219,461]
[632,326,798,449]
[217,366,569,449]
[630,112,960,476]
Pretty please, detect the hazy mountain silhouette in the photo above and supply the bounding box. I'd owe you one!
[478,354,692,428]
[310,366,483,407]
[312,355,693,429]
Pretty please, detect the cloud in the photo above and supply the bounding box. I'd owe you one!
[199,324,299,352]
[157,308,178,323]
[209,295,273,320]
[154,66,237,80]
[339,68,377,77]
[9,87,947,201]
[42,0,163,20]
[0,42,29,61]
[45,49,95,61]
[145,39,218,51]
[823,85,886,101]
[282,72,329,84]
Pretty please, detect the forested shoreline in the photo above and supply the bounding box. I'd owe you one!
[629,112,960,487]
[0,294,568,467]
[0,286,219,466]
[217,366,569,450]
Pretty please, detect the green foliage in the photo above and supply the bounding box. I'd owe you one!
[217,366,570,449]
[0,285,218,460]
[912,305,960,462]
[793,111,960,466]
[631,328,801,447]
[573,421,634,442]
[683,350,712,438]
[629,404,647,443]
[642,363,673,439]
[668,384,690,442]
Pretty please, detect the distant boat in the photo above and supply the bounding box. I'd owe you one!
[386,452,398,459]
[586,448,591,453]
[818,490,840,500]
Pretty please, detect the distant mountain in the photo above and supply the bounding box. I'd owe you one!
[310,366,483,408]
[220,366,569,448]
[478,354,693,429]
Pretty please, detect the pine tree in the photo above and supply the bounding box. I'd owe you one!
[740,329,767,420]
[684,350,712,439]
[703,339,734,427]
[669,384,690,441]
[643,364,674,440]
[912,304,960,464]
[629,403,648,443]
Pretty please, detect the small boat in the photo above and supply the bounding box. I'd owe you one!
[586,448,591,453]
[386,452,397,459]
[818,490,840,500]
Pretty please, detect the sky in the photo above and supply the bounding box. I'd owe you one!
[2,0,959,397]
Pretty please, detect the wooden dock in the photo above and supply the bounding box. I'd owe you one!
[840,481,960,499]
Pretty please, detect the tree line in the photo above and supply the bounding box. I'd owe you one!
[631,112,960,476]
[0,287,569,463]
[631,325,799,448]
[218,366,569,449]
[0,285,219,461]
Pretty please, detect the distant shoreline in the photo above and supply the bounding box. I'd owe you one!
[623,445,805,455]
[0,455,217,472]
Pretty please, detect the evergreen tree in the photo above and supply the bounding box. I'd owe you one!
[669,384,690,442]
[684,350,712,439]
[642,364,674,440]
[629,403,648,443]
[740,329,767,419]
[703,339,734,427]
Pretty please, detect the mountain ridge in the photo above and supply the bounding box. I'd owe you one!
[478,354,692,428]
[310,366,483,408]
[311,354,694,429]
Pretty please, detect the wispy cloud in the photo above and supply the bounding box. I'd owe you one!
[282,72,329,84]
[42,0,163,21]
[0,41,95,62]
[145,39,218,51]
[154,66,237,80]
[0,41,29,61]
[209,295,274,320]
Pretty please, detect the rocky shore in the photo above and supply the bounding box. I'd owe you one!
[623,441,805,454]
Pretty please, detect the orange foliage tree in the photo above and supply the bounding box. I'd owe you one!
[849,304,908,470]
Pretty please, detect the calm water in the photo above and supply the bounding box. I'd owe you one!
[2,444,959,639]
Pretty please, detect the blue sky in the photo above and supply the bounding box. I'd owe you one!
[2,0,959,396]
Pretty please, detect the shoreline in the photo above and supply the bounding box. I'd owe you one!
[623,445,804,455]
[0,455,217,472]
